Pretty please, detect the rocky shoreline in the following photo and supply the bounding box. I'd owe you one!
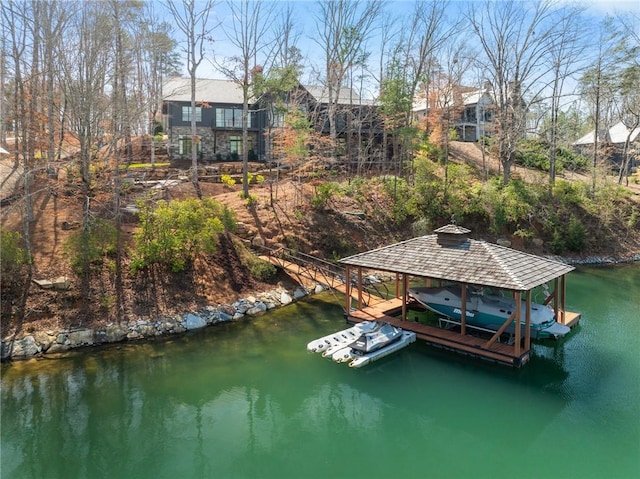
[2,253,639,363]
[1,284,325,362]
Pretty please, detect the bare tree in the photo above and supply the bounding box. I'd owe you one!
[314,0,382,156]
[1,0,35,324]
[579,19,620,193]
[165,0,215,199]
[467,0,557,184]
[218,0,274,198]
[59,1,112,317]
[138,4,179,167]
[544,4,587,187]
[378,0,458,171]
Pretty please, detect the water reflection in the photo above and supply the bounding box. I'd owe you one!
[2,266,639,479]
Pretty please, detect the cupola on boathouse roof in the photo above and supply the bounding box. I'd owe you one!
[339,225,574,291]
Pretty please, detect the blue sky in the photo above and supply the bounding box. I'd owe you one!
[174,0,639,99]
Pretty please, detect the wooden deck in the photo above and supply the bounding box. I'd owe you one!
[346,298,580,368]
[347,298,529,366]
[262,249,581,368]
[559,311,581,328]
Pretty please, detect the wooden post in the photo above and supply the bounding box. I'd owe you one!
[345,265,351,313]
[402,274,409,321]
[395,273,400,298]
[460,284,467,335]
[485,310,517,349]
[560,275,567,324]
[357,268,363,309]
[553,277,559,320]
[514,291,521,356]
[525,290,532,351]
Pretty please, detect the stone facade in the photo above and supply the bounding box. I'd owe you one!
[168,126,260,163]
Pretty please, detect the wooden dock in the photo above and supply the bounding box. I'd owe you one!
[345,298,526,366]
[260,244,581,368]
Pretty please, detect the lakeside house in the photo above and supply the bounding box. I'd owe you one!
[161,77,384,165]
[412,84,495,142]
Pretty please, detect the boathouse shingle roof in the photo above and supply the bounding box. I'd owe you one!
[339,229,574,291]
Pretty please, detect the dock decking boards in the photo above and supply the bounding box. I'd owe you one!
[346,298,529,367]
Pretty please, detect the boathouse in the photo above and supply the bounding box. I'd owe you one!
[339,224,580,367]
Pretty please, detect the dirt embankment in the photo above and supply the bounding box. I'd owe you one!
[1,142,638,341]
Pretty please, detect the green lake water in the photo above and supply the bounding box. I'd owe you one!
[1,264,639,479]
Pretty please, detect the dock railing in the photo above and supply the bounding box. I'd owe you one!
[254,244,389,306]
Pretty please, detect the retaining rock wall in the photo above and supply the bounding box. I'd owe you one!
[1,285,325,362]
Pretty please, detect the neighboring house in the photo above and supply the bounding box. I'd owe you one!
[297,85,384,161]
[574,121,640,169]
[413,85,495,142]
[162,77,267,163]
[162,77,384,164]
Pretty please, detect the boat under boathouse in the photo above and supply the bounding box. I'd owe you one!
[338,224,581,367]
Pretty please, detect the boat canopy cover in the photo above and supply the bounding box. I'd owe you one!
[340,224,574,291]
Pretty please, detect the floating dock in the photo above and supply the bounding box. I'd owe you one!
[307,320,416,368]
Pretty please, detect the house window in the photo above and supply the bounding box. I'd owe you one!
[229,135,253,155]
[216,108,252,128]
[178,135,203,155]
[464,107,476,123]
[182,106,202,122]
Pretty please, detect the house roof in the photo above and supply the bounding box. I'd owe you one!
[575,121,640,146]
[339,225,574,291]
[461,89,493,106]
[303,85,364,105]
[162,77,372,107]
[412,87,492,113]
[163,77,248,104]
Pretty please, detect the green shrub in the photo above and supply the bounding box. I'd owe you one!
[557,147,588,172]
[231,237,276,281]
[1,231,29,281]
[312,182,341,209]
[565,215,587,252]
[482,177,539,234]
[553,179,588,205]
[64,219,117,274]
[550,229,565,254]
[515,139,550,171]
[381,175,414,224]
[248,257,277,281]
[131,198,236,273]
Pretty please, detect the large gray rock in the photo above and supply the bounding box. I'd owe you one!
[280,291,293,305]
[137,324,158,337]
[33,331,56,351]
[67,329,94,347]
[47,342,70,353]
[251,235,265,248]
[183,313,206,330]
[293,288,307,300]
[52,276,70,290]
[4,336,41,358]
[246,302,267,316]
[105,325,127,343]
